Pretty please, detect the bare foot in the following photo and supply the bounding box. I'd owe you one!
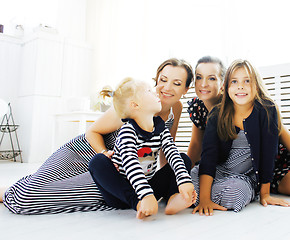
[136,210,147,219]
[136,201,147,219]
[0,187,7,203]
[165,193,193,215]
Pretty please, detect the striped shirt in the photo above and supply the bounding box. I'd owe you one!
[103,107,174,151]
[112,116,192,200]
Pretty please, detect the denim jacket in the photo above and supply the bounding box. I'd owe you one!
[199,100,279,188]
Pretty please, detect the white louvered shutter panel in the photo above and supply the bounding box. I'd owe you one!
[259,63,290,131]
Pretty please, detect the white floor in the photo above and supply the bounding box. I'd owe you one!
[1,160,290,240]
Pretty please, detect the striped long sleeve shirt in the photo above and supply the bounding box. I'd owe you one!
[111,116,192,200]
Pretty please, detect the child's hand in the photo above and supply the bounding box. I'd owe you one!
[178,182,196,204]
[136,194,158,219]
[192,199,227,216]
[260,193,290,207]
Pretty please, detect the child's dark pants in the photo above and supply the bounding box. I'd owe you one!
[89,153,191,210]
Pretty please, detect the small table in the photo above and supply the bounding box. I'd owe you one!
[52,111,103,151]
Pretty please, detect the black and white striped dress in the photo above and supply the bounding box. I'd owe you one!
[3,112,174,214]
[191,130,257,212]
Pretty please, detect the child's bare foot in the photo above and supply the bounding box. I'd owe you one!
[136,210,147,219]
[136,196,158,219]
[136,201,148,219]
[165,193,193,215]
[136,201,146,219]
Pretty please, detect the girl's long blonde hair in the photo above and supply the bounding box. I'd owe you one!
[217,59,281,140]
[99,77,144,119]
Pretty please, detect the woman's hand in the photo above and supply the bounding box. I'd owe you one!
[260,193,290,207]
[260,183,290,207]
[136,194,158,219]
[192,199,227,216]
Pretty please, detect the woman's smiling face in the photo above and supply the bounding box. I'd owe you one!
[195,62,223,102]
[156,65,188,107]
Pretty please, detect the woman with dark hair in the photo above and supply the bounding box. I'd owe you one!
[2,58,194,215]
[187,56,225,165]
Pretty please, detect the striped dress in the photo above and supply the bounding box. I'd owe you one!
[3,112,174,214]
[191,130,257,212]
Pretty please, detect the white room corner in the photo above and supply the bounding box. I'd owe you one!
[0,0,99,163]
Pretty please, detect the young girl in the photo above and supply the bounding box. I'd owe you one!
[2,58,193,214]
[89,78,196,219]
[187,56,225,165]
[191,59,290,215]
[188,56,290,195]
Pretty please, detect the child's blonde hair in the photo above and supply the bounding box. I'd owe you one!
[100,77,145,119]
[217,59,281,140]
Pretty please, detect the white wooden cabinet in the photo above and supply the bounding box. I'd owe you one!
[0,32,94,162]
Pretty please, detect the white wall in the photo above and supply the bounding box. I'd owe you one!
[222,0,290,67]
[0,36,21,104]
[86,0,290,92]
[0,0,87,41]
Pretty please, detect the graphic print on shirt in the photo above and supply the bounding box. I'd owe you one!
[137,147,158,175]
